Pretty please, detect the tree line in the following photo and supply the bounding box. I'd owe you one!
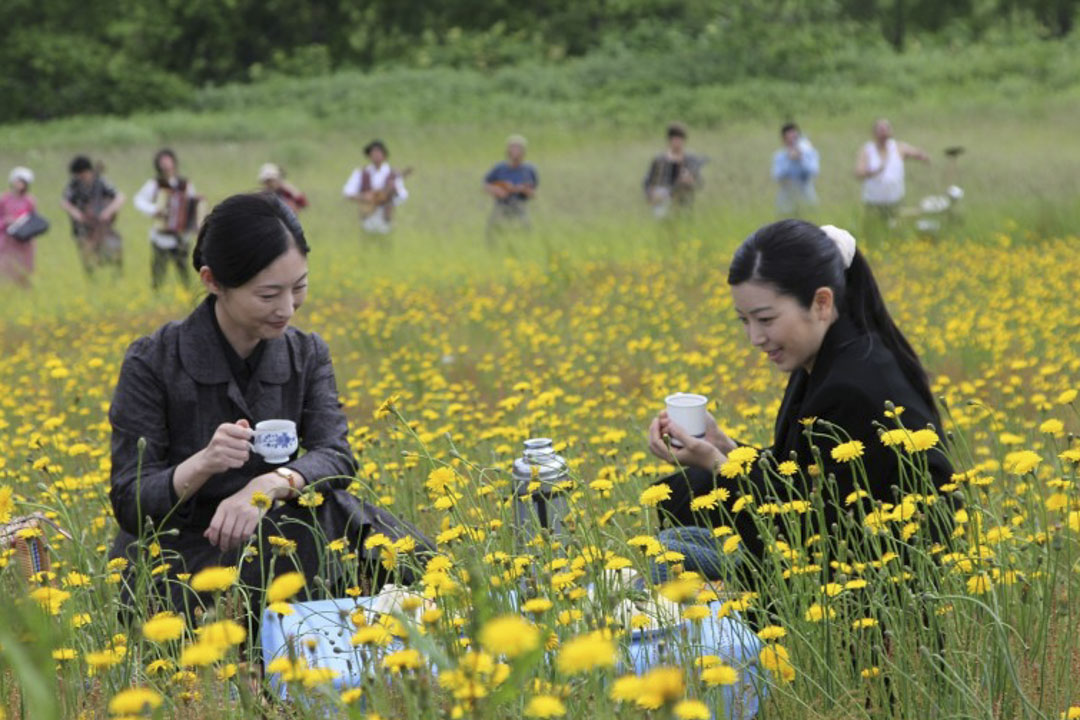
[1,0,1075,123]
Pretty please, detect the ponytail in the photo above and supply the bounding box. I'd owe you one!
[844,251,941,428]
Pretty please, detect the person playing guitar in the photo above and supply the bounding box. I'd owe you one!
[342,140,410,236]
[643,122,706,221]
[483,134,538,245]
[60,155,126,276]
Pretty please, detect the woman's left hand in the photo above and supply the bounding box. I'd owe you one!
[204,474,287,552]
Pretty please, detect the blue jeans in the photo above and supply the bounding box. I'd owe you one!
[652,526,736,583]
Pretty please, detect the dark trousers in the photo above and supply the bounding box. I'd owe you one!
[151,236,190,289]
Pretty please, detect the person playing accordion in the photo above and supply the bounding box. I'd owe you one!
[134,148,203,290]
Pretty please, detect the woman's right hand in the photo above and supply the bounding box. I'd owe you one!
[196,419,253,476]
[648,411,725,471]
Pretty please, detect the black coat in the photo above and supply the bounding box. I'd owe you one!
[659,314,954,559]
[108,298,431,614]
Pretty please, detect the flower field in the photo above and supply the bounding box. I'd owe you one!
[1,229,1079,720]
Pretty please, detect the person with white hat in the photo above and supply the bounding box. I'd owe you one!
[258,163,308,215]
[0,166,42,286]
[483,134,538,245]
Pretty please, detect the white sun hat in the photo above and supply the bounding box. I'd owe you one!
[8,166,34,186]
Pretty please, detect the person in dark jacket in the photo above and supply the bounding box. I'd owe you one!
[646,219,953,580]
[108,192,431,624]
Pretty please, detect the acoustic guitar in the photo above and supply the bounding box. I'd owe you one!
[358,167,413,219]
[488,179,535,197]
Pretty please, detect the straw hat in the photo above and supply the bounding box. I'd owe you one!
[258,163,283,182]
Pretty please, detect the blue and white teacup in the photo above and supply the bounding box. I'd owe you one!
[252,419,299,464]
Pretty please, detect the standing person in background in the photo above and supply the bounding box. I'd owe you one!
[61,155,126,276]
[483,134,539,245]
[772,122,820,217]
[259,163,308,215]
[342,140,409,236]
[856,119,929,237]
[0,167,40,287]
[134,149,202,290]
[643,122,705,221]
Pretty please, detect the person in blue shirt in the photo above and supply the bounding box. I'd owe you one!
[483,135,538,244]
[772,122,820,217]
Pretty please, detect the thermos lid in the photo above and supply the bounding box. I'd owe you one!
[512,438,568,487]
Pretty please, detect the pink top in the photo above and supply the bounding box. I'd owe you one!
[0,191,36,236]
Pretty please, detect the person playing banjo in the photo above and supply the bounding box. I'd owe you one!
[342,140,409,236]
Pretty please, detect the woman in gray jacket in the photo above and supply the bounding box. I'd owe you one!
[108,192,429,621]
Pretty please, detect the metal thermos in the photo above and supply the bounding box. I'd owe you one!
[511,438,571,546]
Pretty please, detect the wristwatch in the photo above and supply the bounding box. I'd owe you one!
[274,467,302,498]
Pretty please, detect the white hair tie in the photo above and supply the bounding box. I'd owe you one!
[820,225,857,269]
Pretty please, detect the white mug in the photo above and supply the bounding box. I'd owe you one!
[664,393,708,448]
[251,419,299,464]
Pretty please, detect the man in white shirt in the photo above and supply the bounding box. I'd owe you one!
[855,119,929,233]
[133,148,201,289]
[342,140,409,235]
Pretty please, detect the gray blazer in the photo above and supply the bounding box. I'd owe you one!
[108,297,356,537]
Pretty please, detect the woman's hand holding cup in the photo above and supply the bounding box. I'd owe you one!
[197,419,254,476]
[648,411,725,471]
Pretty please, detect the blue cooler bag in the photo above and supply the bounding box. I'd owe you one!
[262,597,410,699]
[264,597,763,718]
[624,601,764,720]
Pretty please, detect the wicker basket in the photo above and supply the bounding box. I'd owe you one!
[0,514,71,583]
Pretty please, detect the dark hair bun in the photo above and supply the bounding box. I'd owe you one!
[192,193,310,288]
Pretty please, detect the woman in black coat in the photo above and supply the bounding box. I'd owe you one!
[646,219,953,578]
[109,193,430,622]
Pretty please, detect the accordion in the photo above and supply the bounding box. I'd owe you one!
[156,186,201,235]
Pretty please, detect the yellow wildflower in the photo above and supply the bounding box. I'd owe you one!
[267,572,306,603]
[524,695,566,717]
[556,631,616,674]
[831,440,865,463]
[190,566,238,593]
[478,615,541,658]
[142,612,185,643]
[108,687,163,715]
